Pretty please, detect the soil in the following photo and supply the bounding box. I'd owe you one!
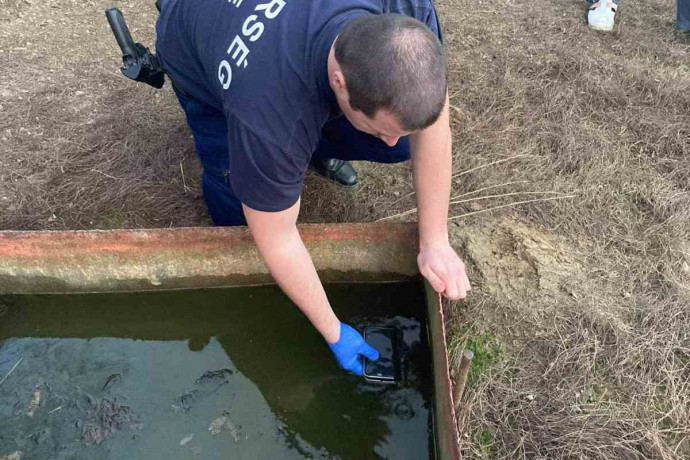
[1,0,689,458]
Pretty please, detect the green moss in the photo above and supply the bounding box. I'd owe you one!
[448,327,504,388]
[95,212,128,229]
[477,429,494,456]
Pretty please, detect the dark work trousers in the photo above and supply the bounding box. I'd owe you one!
[174,88,410,226]
[679,0,690,31]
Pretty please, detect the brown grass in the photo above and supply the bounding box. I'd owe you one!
[434,0,690,458]
[1,0,689,458]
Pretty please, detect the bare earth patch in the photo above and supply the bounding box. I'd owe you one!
[1,0,689,458]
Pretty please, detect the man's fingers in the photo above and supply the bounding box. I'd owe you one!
[454,270,467,300]
[420,265,446,293]
[450,262,470,300]
[459,263,471,294]
[348,358,364,376]
[445,275,460,299]
[443,262,470,300]
[461,268,472,293]
[361,342,380,361]
[418,245,472,300]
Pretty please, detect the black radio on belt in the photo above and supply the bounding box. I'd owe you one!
[105,7,165,89]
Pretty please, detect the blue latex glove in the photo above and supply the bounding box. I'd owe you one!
[329,322,380,375]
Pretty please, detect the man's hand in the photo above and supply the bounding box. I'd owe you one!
[328,322,379,375]
[418,240,471,300]
[409,94,470,300]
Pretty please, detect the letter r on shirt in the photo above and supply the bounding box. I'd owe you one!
[254,0,285,20]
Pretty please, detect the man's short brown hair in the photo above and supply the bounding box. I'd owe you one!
[335,13,447,131]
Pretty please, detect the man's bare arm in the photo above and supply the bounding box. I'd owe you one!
[243,199,341,343]
[409,95,471,299]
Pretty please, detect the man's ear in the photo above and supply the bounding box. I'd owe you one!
[331,70,348,98]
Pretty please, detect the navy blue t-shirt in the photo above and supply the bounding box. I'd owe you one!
[156,0,442,212]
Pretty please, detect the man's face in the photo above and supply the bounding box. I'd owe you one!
[328,52,413,146]
[339,103,412,147]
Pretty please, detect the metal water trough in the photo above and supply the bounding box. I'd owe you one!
[0,223,460,459]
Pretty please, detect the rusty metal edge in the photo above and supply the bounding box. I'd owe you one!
[0,222,461,459]
[0,223,419,294]
[426,282,462,460]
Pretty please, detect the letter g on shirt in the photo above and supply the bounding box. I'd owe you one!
[218,60,232,89]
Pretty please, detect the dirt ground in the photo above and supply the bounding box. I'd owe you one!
[1,0,689,458]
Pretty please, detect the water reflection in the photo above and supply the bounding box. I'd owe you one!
[0,283,433,460]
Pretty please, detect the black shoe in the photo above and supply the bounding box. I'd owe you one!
[310,158,359,188]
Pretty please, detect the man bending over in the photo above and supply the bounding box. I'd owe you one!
[156,0,471,374]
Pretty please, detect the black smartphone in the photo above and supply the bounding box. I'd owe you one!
[363,326,398,384]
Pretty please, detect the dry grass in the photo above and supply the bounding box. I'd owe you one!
[1,0,690,458]
[433,0,690,458]
[449,286,690,459]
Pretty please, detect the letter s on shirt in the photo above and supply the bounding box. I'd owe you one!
[242,15,264,42]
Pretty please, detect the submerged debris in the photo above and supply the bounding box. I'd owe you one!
[0,356,22,388]
[175,389,203,413]
[84,393,97,409]
[208,416,226,436]
[26,384,41,417]
[208,416,242,443]
[98,398,138,431]
[179,433,194,446]
[174,369,234,413]
[0,452,22,460]
[81,424,108,445]
[28,429,50,445]
[195,369,233,385]
[102,373,122,391]
[47,405,62,414]
[80,398,140,445]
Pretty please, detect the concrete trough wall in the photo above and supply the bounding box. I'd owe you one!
[0,223,460,459]
[0,224,419,294]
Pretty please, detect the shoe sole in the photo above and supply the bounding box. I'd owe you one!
[589,23,614,31]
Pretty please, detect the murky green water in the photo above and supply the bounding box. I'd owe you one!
[0,282,434,460]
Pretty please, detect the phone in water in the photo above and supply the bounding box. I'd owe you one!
[362,326,399,384]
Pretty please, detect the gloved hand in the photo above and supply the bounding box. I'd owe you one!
[328,322,380,375]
